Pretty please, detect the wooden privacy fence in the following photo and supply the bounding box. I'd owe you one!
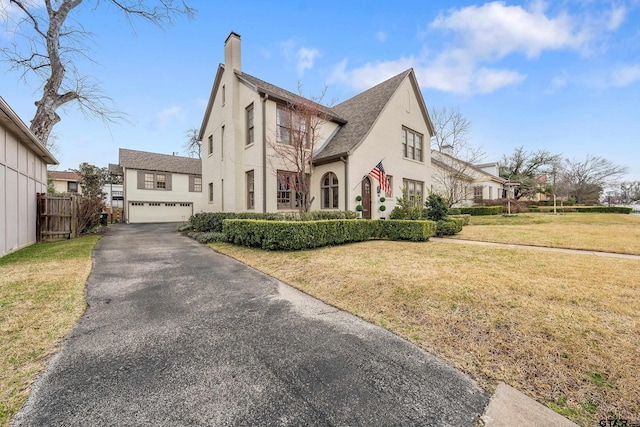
[37,193,79,242]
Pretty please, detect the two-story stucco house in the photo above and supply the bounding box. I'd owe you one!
[199,32,435,219]
[114,148,203,223]
[431,149,508,207]
[1,96,57,257]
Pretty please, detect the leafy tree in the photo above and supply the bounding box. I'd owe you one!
[74,162,105,198]
[1,0,195,147]
[499,146,561,199]
[46,175,56,194]
[560,155,628,204]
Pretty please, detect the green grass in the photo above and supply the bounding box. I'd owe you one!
[0,236,100,427]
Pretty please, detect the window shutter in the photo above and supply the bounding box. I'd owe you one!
[137,171,144,189]
[189,175,194,192]
[165,173,172,191]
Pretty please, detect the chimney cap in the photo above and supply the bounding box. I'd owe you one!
[225,31,241,44]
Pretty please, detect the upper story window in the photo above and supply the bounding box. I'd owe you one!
[221,85,226,106]
[246,103,254,145]
[402,127,423,162]
[208,135,213,156]
[189,176,202,192]
[138,171,171,191]
[321,172,339,209]
[276,104,308,146]
[221,125,225,159]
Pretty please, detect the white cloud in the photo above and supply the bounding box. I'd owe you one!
[429,2,589,59]
[544,74,569,94]
[156,106,182,130]
[610,65,640,87]
[607,6,626,30]
[296,47,320,76]
[329,1,629,95]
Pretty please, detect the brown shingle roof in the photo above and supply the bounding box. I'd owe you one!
[236,71,346,124]
[119,148,201,175]
[314,70,412,162]
[48,170,80,181]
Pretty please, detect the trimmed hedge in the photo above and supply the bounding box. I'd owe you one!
[435,217,464,236]
[223,219,435,250]
[189,211,357,233]
[458,206,503,216]
[574,206,632,214]
[449,214,471,226]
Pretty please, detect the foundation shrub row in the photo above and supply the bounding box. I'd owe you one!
[223,219,436,250]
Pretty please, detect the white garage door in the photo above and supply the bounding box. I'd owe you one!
[128,202,193,223]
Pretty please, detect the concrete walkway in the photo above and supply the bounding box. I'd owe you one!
[14,223,488,426]
[432,237,640,260]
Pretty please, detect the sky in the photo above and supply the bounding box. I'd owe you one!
[1,0,639,182]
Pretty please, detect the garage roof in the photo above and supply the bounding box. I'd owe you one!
[119,148,201,175]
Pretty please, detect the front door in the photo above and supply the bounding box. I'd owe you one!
[362,177,372,219]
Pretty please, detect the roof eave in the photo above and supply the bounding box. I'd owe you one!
[198,64,225,141]
[0,97,58,165]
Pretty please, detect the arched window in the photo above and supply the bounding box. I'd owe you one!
[321,172,339,209]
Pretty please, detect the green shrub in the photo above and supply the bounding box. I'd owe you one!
[435,218,464,236]
[574,206,632,214]
[189,211,357,232]
[222,219,434,250]
[177,223,194,232]
[423,194,449,221]
[458,206,503,216]
[382,220,435,241]
[449,214,471,226]
[448,208,461,215]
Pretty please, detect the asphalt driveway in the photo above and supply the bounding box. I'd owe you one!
[14,223,488,426]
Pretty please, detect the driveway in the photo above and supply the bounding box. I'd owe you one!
[14,223,488,426]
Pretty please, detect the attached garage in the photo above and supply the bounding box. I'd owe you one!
[128,202,193,223]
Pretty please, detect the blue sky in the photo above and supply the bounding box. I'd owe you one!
[2,0,639,181]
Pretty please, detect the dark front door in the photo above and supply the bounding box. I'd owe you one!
[362,177,372,219]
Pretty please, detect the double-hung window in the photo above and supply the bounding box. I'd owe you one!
[403,179,424,207]
[246,104,254,145]
[402,127,423,162]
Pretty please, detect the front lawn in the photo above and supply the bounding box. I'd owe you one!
[212,239,640,426]
[449,213,640,255]
[0,236,100,427]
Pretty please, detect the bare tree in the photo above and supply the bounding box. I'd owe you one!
[499,146,561,199]
[268,85,331,214]
[560,155,628,204]
[183,126,201,158]
[1,0,195,147]
[429,106,485,207]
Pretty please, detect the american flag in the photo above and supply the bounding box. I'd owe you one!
[370,161,391,196]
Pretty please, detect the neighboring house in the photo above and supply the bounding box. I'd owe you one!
[48,170,81,194]
[103,183,124,208]
[113,148,203,223]
[1,96,58,257]
[199,32,434,218]
[431,150,506,207]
